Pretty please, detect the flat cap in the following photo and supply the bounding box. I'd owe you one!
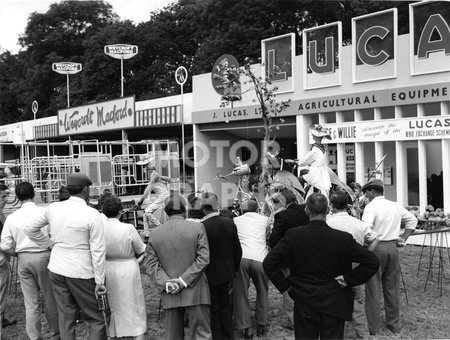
[67,173,93,186]
[361,179,384,192]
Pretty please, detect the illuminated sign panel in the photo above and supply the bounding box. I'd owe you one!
[261,33,295,93]
[410,1,450,75]
[352,8,397,83]
[303,22,342,90]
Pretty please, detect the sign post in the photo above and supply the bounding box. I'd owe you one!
[104,44,138,98]
[52,62,82,108]
[31,100,38,156]
[175,66,188,192]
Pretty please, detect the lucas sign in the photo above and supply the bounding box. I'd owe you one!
[58,96,135,136]
[104,44,138,60]
[52,62,82,75]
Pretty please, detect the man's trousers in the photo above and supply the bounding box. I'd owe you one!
[49,271,108,340]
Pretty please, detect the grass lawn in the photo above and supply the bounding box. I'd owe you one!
[2,244,449,339]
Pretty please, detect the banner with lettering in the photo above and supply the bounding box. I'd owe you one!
[410,1,450,75]
[322,115,450,143]
[352,8,397,83]
[261,33,295,93]
[303,22,341,90]
[58,96,135,136]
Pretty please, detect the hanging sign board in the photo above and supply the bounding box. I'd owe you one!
[52,62,82,75]
[104,44,138,60]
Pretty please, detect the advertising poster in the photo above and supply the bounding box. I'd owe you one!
[261,33,295,93]
[322,115,450,143]
[352,8,397,83]
[303,22,341,90]
[409,1,450,75]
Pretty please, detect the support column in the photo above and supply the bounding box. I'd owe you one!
[373,108,384,179]
[318,113,329,165]
[441,102,450,213]
[296,114,312,161]
[417,104,428,213]
[395,106,407,206]
[354,110,365,184]
[336,111,346,181]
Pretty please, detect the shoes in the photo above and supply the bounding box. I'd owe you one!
[2,317,17,328]
[256,325,268,337]
[241,328,253,339]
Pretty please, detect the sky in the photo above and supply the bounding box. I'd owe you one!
[0,0,175,53]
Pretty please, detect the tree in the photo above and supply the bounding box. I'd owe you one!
[11,1,118,119]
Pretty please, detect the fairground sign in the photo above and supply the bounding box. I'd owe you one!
[58,96,135,136]
[104,44,138,60]
[52,62,82,74]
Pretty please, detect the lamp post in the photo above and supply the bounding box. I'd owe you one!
[52,62,82,108]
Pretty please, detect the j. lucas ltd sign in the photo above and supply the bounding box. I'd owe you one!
[58,96,135,136]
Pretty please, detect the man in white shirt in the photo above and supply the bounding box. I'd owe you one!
[25,173,107,339]
[327,190,379,338]
[1,182,59,339]
[361,179,417,335]
[233,199,270,338]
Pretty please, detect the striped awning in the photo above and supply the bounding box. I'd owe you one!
[135,105,181,127]
[34,123,58,139]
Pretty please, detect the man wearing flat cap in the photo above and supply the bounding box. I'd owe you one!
[361,178,417,336]
[25,173,108,339]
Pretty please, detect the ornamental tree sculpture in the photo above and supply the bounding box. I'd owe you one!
[221,57,291,207]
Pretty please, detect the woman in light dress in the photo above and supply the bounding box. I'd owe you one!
[101,195,147,339]
[286,124,355,200]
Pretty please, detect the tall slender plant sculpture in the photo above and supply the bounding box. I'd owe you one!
[221,58,291,205]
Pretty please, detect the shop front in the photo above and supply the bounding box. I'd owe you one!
[191,2,450,211]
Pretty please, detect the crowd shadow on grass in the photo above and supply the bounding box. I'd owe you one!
[2,245,450,339]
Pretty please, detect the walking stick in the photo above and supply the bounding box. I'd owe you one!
[97,294,110,340]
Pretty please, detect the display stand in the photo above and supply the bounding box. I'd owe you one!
[410,227,450,296]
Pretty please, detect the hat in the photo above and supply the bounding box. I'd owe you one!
[310,124,331,140]
[361,179,384,192]
[136,154,154,166]
[67,173,92,186]
[199,192,219,210]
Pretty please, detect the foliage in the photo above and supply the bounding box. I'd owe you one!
[0,0,418,123]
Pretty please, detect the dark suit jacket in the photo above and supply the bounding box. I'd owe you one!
[202,214,242,286]
[269,203,309,249]
[145,216,210,309]
[263,220,379,321]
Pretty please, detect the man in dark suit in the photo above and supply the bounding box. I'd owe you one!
[263,193,379,339]
[268,188,309,327]
[200,192,242,340]
[146,194,212,339]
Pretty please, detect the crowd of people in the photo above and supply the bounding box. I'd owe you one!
[0,168,418,339]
